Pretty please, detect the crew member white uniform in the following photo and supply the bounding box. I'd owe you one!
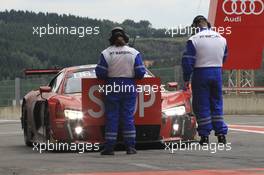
[182,16,228,144]
[96,27,145,154]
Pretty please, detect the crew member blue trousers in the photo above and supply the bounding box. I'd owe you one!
[104,78,137,150]
[192,68,228,136]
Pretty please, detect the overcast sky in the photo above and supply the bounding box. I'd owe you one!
[1,0,210,28]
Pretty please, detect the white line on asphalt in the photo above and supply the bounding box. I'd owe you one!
[130,163,165,170]
[0,131,22,136]
[229,128,264,134]
[229,124,264,128]
[229,131,241,134]
[0,120,20,123]
[233,122,264,125]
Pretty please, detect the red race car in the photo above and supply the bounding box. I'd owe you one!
[21,65,196,148]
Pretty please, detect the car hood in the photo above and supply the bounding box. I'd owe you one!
[161,91,187,110]
[58,93,82,110]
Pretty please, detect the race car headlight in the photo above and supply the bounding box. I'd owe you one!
[64,109,83,120]
[75,126,83,135]
[173,123,179,131]
[163,106,186,116]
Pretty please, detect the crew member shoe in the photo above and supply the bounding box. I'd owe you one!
[199,136,209,145]
[217,135,227,144]
[126,147,137,155]
[100,149,114,155]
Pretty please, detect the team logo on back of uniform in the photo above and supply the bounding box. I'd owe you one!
[222,0,264,15]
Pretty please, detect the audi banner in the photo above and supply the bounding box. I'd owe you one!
[209,0,264,69]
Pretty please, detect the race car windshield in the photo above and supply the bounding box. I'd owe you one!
[64,68,153,94]
[65,69,96,94]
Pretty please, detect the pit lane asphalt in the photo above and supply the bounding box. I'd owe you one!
[0,115,263,175]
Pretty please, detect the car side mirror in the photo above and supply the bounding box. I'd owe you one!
[39,86,51,98]
[167,82,178,89]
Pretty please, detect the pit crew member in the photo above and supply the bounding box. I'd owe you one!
[95,27,146,155]
[181,16,228,145]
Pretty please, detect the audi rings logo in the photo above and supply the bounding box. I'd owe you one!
[222,0,264,15]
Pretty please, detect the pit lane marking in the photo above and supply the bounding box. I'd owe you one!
[233,122,264,125]
[228,124,264,134]
[130,163,165,170]
[0,120,20,124]
[229,124,264,128]
[0,131,22,136]
[55,168,264,175]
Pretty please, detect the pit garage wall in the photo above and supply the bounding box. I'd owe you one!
[0,106,21,120]
[223,94,264,115]
[0,95,264,119]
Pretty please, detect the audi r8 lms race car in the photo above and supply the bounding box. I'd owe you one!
[21,64,196,148]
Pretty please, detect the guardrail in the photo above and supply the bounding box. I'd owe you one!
[223,87,264,92]
[223,87,264,94]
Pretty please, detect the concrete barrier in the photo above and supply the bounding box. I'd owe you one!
[0,106,21,120]
[0,95,263,119]
[224,94,264,115]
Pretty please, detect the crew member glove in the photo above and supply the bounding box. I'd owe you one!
[184,81,190,91]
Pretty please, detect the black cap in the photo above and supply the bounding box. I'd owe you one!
[192,15,211,28]
[109,27,129,45]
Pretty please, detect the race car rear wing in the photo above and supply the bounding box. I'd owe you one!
[24,68,62,75]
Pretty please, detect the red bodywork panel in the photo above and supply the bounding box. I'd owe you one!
[208,0,264,69]
[77,77,162,143]
[81,78,162,126]
[160,90,193,139]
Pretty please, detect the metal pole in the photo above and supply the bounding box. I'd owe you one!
[15,78,20,106]
[251,70,255,87]
[175,65,177,82]
[237,70,241,95]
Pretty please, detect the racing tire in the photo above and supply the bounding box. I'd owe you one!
[22,106,33,147]
[43,103,51,142]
